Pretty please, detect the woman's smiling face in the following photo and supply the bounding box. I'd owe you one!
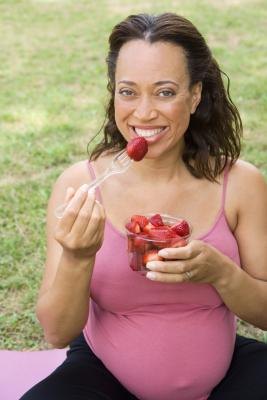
[114,40,202,159]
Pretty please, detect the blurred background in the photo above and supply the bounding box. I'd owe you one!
[0,0,266,349]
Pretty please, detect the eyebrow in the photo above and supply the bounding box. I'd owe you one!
[117,80,179,87]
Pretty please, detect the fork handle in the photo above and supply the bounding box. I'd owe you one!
[54,168,113,219]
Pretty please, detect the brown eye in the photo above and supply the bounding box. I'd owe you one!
[158,90,175,97]
[119,89,134,96]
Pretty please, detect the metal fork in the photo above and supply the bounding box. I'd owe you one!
[55,149,133,219]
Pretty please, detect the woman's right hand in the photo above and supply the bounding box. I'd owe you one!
[54,184,106,260]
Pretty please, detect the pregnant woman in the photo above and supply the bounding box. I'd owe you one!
[21,12,267,400]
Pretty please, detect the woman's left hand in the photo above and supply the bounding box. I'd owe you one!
[145,240,229,285]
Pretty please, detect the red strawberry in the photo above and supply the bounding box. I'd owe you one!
[149,213,164,227]
[129,252,143,271]
[126,137,148,161]
[125,221,141,234]
[149,227,177,248]
[143,222,155,234]
[131,215,149,230]
[170,219,190,237]
[133,234,151,253]
[143,250,163,265]
[127,236,135,252]
[149,228,177,241]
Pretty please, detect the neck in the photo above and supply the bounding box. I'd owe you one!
[129,148,187,183]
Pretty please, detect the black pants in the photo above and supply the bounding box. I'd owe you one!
[20,333,267,400]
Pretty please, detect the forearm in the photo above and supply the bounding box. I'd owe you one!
[214,259,267,330]
[37,251,94,348]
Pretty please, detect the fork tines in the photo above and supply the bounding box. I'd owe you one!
[117,151,130,162]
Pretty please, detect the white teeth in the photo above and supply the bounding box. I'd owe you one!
[134,127,165,137]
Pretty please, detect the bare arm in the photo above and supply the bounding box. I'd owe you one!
[212,161,267,329]
[145,161,267,329]
[36,162,105,348]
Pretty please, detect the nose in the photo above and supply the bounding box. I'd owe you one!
[133,95,158,121]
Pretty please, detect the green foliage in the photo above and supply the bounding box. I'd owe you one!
[0,0,266,349]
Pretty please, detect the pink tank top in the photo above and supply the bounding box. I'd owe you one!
[83,162,240,400]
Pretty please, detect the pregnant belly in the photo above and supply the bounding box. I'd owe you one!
[84,303,236,400]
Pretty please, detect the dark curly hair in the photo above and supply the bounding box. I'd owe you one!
[88,13,242,181]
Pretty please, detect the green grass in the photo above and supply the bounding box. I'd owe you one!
[0,0,266,349]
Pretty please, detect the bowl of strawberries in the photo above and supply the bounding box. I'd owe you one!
[125,213,191,273]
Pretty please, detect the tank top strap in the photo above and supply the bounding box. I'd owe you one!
[87,160,103,203]
[221,163,230,211]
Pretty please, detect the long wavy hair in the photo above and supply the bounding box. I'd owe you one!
[88,13,242,181]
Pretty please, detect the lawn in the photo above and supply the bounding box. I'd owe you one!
[0,0,266,349]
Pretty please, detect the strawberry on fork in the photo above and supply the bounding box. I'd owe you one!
[126,137,148,161]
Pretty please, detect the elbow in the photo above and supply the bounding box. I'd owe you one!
[42,326,70,348]
[45,335,69,349]
[36,308,69,349]
[252,315,267,331]
[256,322,267,332]
[41,328,70,349]
[243,318,267,332]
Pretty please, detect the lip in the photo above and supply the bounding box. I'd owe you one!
[129,125,169,144]
[131,125,167,130]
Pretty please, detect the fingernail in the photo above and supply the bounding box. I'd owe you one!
[158,250,168,257]
[88,188,95,196]
[146,262,156,270]
[146,272,157,280]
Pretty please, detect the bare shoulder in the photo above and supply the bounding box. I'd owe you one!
[228,159,267,209]
[54,152,113,192]
[229,159,266,186]
[55,159,91,190]
[48,152,113,207]
[227,161,267,279]
[49,159,91,207]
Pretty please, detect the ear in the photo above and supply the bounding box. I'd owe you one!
[190,82,202,114]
